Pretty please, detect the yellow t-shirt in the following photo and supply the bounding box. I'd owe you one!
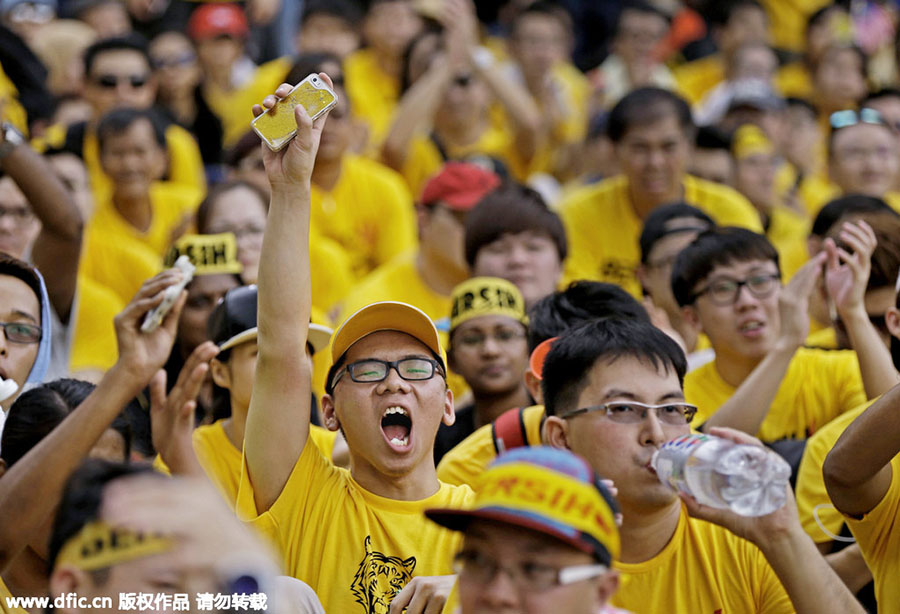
[673,55,724,105]
[611,505,793,613]
[0,575,26,614]
[805,326,838,350]
[767,205,810,280]
[344,48,399,153]
[79,229,163,306]
[436,405,545,488]
[774,60,813,98]
[796,402,870,544]
[86,182,202,258]
[204,57,292,148]
[760,0,831,53]
[69,276,124,373]
[335,252,448,326]
[845,454,900,614]
[309,232,356,315]
[156,422,339,508]
[0,64,28,135]
[401,123,528,201]
[235,434,474,612]
[310,154,417,280]
[560,174,763,297]
[684,347,867,441]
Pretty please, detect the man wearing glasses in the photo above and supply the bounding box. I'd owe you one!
[426,446,625,614]
[671,226,885,454]
[542,317,863,613]
[237,76,471,614]
[822,107,900,214]
[37,35,205,199]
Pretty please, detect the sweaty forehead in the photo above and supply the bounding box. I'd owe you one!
[344,330,433,362]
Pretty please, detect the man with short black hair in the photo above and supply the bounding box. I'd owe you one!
[541,316,864,613]
[673,226,884,454]
[560,86,761,297]
[37,35,205,198]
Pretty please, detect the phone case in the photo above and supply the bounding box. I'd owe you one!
[251,74,338,151]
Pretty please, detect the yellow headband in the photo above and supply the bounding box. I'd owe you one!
[450,277,528,331]
[164,233,243,275]
[56,522,174,571]
[732,124,773,160]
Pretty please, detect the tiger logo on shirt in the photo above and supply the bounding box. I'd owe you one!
[350,536,417,613]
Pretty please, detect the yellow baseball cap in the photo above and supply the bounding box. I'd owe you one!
[331,301,444,365]
[426,446,620,565]
[449,277,529,332]
[732,123,773,160]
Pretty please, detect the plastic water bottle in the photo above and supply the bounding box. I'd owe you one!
[651,434,791,517]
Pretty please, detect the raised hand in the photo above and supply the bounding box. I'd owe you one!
[824,220,877,317]
[776,251,826,350]
[251,74,334,189]
[150,341,219,474]
[114,270,189,383]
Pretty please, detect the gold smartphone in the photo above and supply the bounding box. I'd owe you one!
[251,74,338,151]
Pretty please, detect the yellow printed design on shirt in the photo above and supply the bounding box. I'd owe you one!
[350,536,416,613]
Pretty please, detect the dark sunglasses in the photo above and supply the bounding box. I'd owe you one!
[94,74,149,89]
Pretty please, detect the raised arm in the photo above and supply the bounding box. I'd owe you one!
[380,48,454,171]
[685,427,865,614]
[449,0,541,160]
[0,269,194,573]
[825,220,900,398]
[1,137,83,321]
[702,254,825,434]
[244,78,332,512]
[824,381,900,517]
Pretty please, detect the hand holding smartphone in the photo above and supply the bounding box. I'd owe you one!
[251,74,338,151]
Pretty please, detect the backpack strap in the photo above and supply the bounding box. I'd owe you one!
[491,407,527,455]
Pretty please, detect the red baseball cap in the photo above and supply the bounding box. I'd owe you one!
[420,162,501,211]
[188,3,248,40]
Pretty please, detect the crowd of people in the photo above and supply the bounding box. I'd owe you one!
[1,0,900,612]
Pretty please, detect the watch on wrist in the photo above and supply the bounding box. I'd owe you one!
[0,123,25,159]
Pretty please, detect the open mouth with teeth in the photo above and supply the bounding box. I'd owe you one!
[739,320,765,333]
[381,406,412,449]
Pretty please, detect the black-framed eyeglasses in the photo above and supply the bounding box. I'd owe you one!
[691,274,780,306]
[0,321,42,344]
[560,401,697,425]
[94,74,150,89]
[830,108,889,131]
[331,357,444,388]
[452,550,608,592]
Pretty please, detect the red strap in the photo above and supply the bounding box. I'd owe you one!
[491,407,527,455]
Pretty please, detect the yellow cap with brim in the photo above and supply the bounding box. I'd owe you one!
[331,301,444,365]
